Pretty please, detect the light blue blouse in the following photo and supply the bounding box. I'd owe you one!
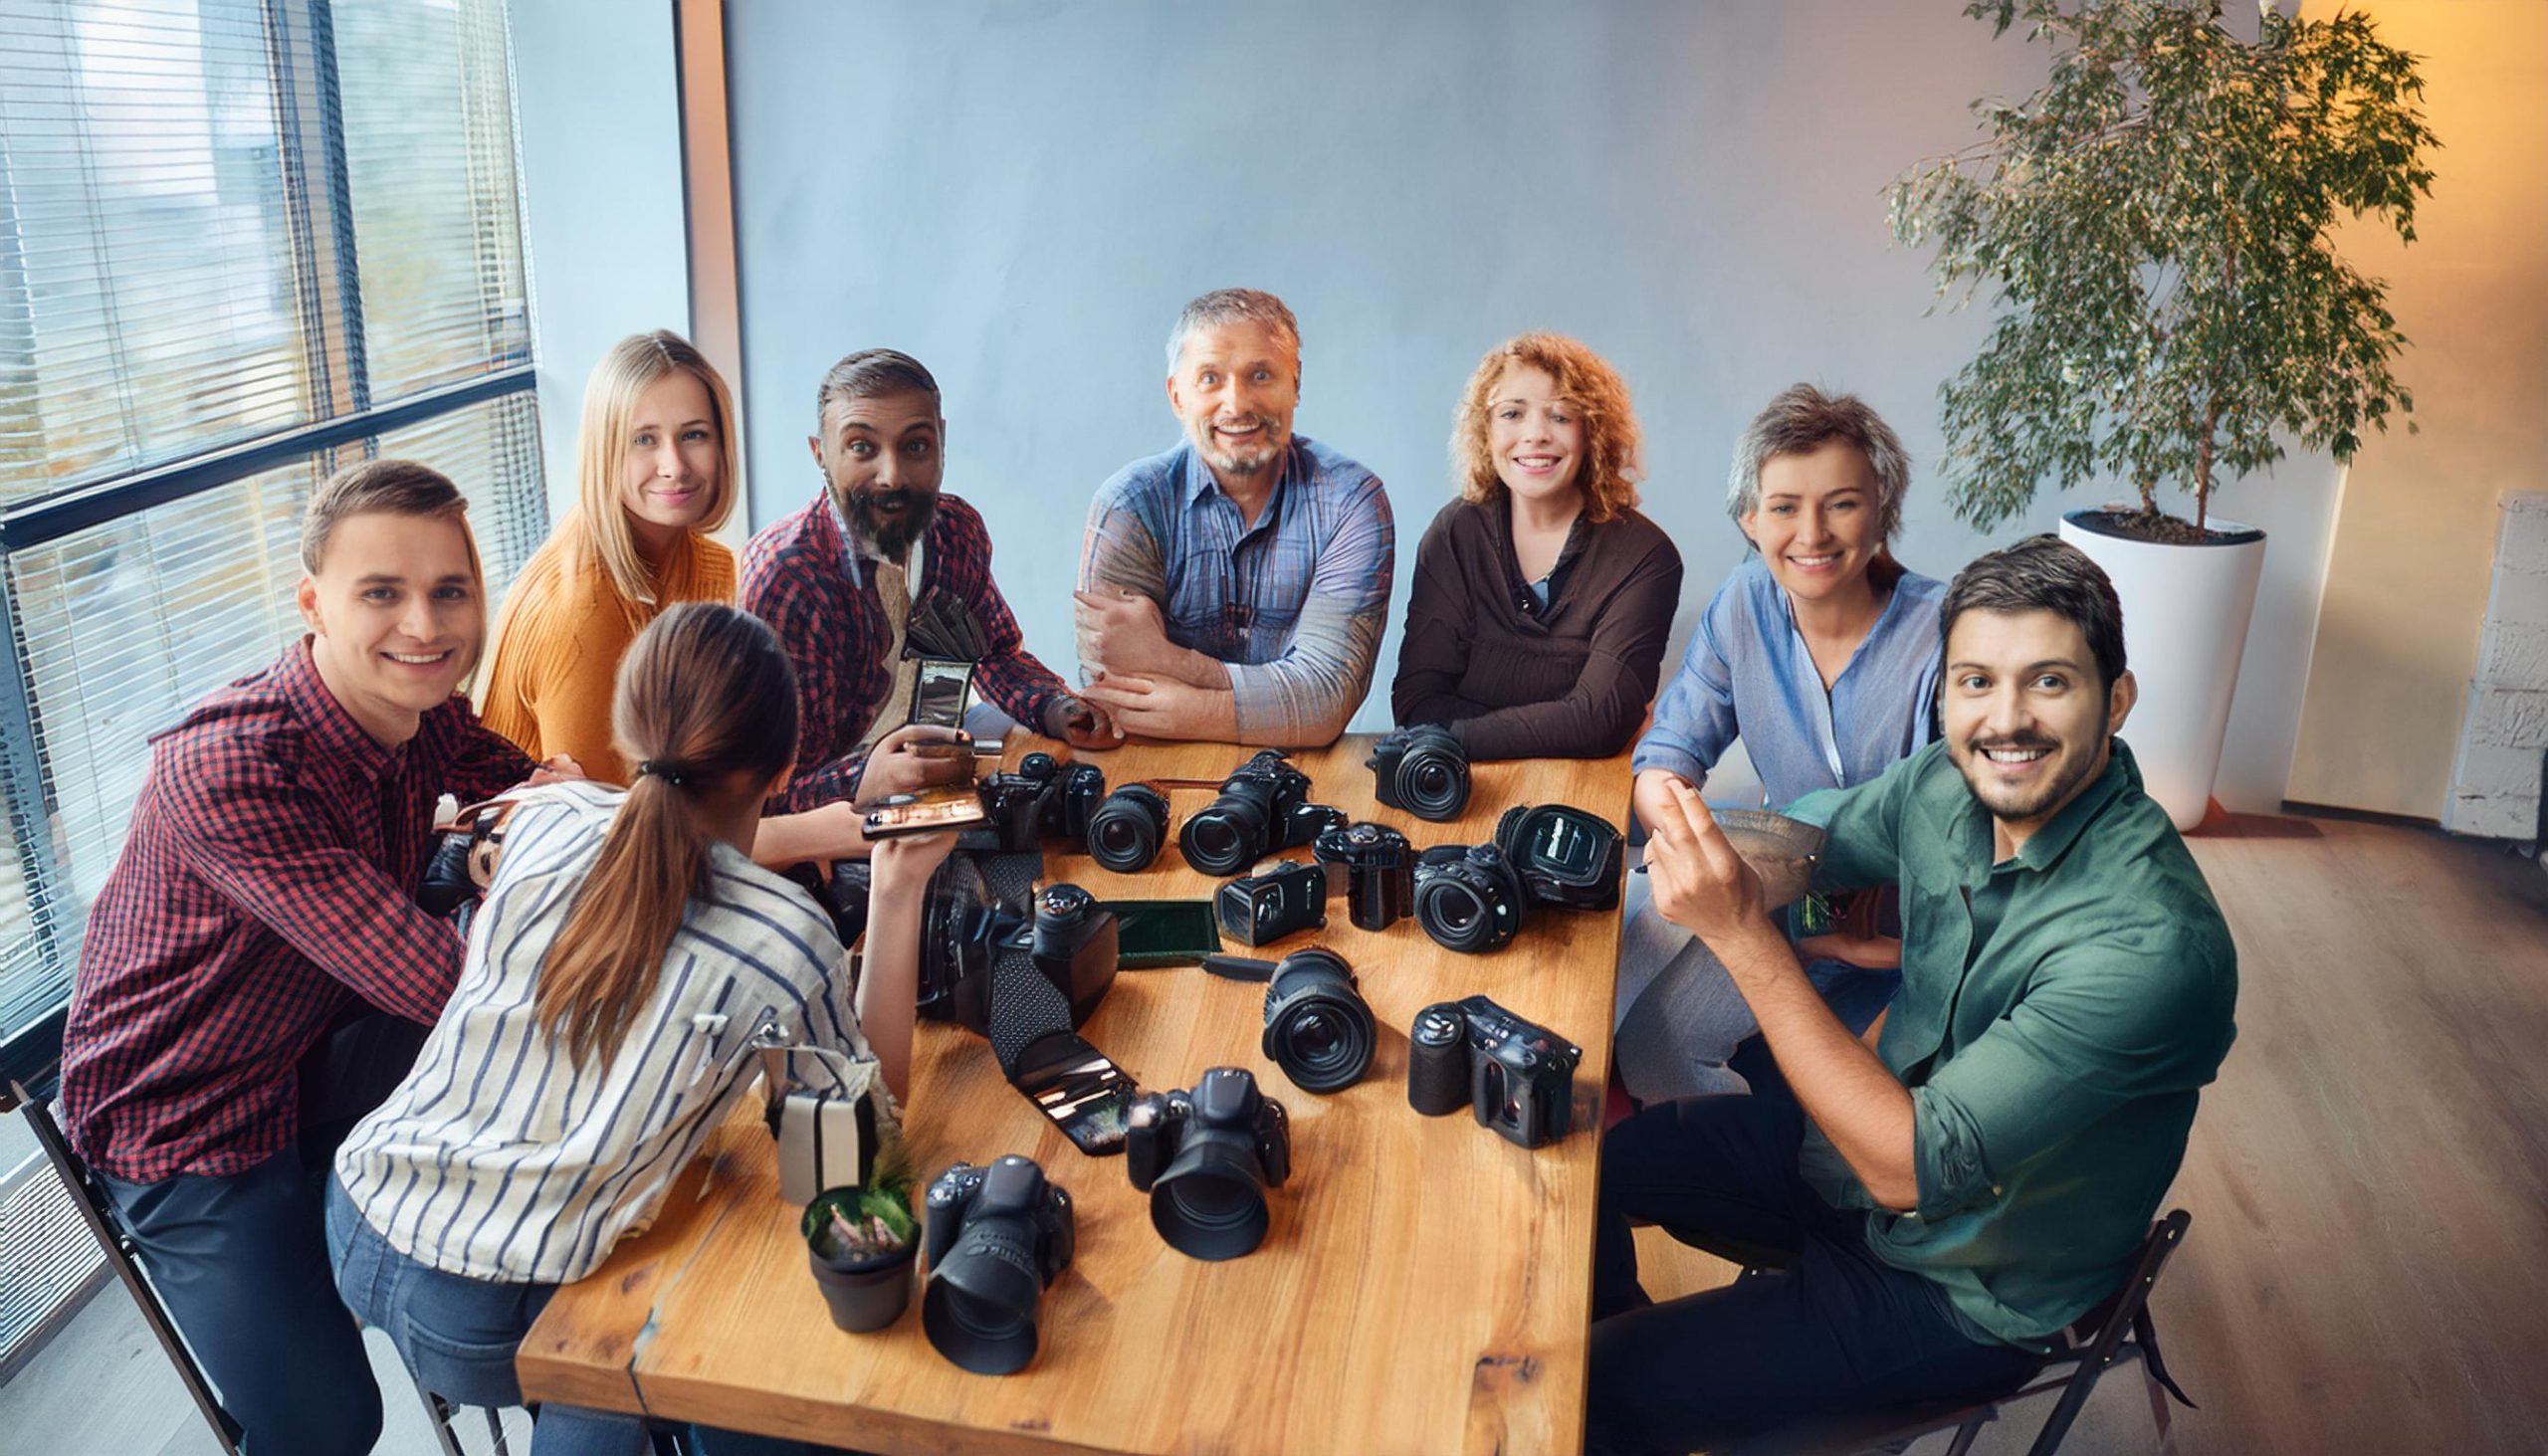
[1630,557,1945,808]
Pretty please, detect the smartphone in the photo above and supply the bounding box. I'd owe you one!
[1103,899,1223,967]
[1008,1035,1139,1156]
[861,783,987,839]
[907,658,975,730]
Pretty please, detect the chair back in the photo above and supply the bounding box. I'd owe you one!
[7,1080,243,1455]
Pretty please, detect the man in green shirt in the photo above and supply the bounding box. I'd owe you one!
[1588,535,2237,1455]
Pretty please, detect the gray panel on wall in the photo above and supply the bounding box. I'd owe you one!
[720,0,2344,811]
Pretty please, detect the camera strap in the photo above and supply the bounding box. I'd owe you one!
[1199,952,1279,983]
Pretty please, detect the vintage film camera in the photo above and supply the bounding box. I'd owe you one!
[1406,994,1583,1149]
[1410,803,1624,954]
[921,1155,1076,1374]
[1214,858,1327,947]
[1177,750,1349,877]
[1367,724,1471,821]
[1124,1067,1292,1261]
[1312,821,1414,932]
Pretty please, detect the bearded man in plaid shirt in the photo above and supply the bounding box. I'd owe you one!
[743,348,1116,816]
[57,460,569,1455]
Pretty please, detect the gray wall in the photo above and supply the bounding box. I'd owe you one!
[719,0,2345,811]
[511,0,692,525]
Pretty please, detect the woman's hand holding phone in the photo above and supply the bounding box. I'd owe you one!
[854,724,974,808]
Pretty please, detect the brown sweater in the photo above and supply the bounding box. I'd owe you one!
[1391,494,1683,760]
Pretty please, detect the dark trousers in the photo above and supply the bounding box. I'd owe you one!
[1589,1094,2039,1456]
[94,1009,427,1456]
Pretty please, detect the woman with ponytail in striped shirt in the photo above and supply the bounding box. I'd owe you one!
[329,601,950,1455]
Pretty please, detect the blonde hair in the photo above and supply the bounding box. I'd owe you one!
[1450,333,1642,524]
[571,330,739,613]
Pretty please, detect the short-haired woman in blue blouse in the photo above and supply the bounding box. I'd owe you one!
[1614,384,1944,1102]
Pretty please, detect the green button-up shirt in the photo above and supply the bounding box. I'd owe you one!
[1787,738,2236,1346]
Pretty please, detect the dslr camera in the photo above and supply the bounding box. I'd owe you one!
[1260,947,1377,1094]
[965,751,1107,855]
[1215,858,1327,947]
[917,858,1119,1034]
[1178,750,1348,877]
[1124,1067,1292,1261]
[1368,724,1471,822]
[1407,994,1584,1149]
[1312,821,1414,932]
[1410,802,1624,954]
[921,1155,1076,1375]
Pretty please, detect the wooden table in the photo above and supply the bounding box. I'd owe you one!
[520,733,1631,1456]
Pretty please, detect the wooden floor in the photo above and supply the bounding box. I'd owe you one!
[6,812,2546,1454]
[1635,812,2548,1455]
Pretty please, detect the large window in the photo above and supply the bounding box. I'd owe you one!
[0,0,545,1077]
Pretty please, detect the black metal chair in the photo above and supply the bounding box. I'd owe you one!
[1721,1209,2198,1456]
[8,1078,244,1456]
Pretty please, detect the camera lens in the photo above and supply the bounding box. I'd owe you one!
[1262,949,1376,1095]
[1149,1161,1271,1262]
[1178,800,1265,876]
[1403,757,1466,819]
[1085,785,1168,873]
[1414,850,1522,955]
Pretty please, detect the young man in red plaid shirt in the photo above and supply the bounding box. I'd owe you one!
[742,348,1118,817]
[58,460,567,1455]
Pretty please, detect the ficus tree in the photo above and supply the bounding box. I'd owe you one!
[1890,0,2438,535]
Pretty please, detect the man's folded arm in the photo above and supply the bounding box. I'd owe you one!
[1224,485,1395,745]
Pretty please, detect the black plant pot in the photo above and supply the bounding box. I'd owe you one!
[808,1240,918,1334]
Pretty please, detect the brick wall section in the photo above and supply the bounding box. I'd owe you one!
[2446,493,2548,838]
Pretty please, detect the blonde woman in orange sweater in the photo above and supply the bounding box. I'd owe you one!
[483,331,741,783]
[483,331,953,866]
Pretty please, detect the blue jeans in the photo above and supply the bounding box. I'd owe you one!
[323,1179,836,1456]
[99,1147,382,1456]
[1589,1094,2039,1454]
[1611,893,1901,1102]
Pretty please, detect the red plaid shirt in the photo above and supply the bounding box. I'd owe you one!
[59,639,534,1181]
[741,490,1068,813]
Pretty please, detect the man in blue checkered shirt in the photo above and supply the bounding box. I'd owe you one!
[1075,289,1394,746]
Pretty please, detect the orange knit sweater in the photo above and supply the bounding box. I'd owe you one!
[478,526,737,784]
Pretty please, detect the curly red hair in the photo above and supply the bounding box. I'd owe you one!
[1450,333,1643,523]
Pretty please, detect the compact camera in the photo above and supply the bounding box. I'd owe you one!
[1406,994,1583,1149]
[917,858,1119,1035]
[1312,821,1414,932]
[1215,859,1327,947]
[1260,947,1377,1094]
[1368,724,1471,822]
[1124,1067,1292,1261]
[921,1155,1076,1374]
[1410,803,1625,954]
[1178,750,1348,877]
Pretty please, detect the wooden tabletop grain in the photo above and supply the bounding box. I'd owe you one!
[518,732,1631,1456]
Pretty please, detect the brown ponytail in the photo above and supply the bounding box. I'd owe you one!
[534,602,800,1068]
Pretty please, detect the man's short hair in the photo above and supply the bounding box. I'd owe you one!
[300,458,473,574]
[1725,383,1911,542]
[1166,288,1300,375]
[1941,534,2128,694]
[814,348,941,430]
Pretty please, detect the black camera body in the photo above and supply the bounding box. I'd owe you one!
[921,1155,1076,1375]
[1493,803,1625,911]
[1412,843,1530,954]
[1406,994,1583,1149]
[1178,749,1348,877]
[959,752,1114,855]
[1261,948,1376,1094]
[1312,821,1414,932]
[1124,1067,1292,1261]
[1368,724,1471,821]
[1215,859,1327,947]
[918,860,1119,1034]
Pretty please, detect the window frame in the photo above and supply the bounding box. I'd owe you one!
[0,0,541,1093]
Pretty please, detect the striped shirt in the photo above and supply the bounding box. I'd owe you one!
[1632,557,1946,808]
[334,780,873,1284]
[1080,436,1393,745]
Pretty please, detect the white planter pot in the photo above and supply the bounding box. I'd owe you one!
[2057,509,2267,832]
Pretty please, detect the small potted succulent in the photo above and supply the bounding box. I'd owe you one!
[803,1142,921,1334]
[1890,0,2436,827]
